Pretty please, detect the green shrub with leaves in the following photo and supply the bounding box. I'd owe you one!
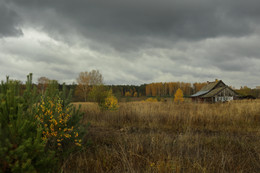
[89,86,119,111]
[89,85,108,106]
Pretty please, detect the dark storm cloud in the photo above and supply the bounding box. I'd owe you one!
[1,0,260,88]
[8,0,260,51]
[0,0,22,37]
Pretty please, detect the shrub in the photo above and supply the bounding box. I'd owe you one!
[125,91,131,97]
[36,96,82,151]
[103,94,119,110]
[39,82,85,159]
[89,86,119,111]
[89,85,108,103]
[145,97,158,102]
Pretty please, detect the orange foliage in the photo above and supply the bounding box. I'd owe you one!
[145,82,193,97]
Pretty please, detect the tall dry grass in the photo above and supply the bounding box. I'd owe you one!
[62,100,260,173]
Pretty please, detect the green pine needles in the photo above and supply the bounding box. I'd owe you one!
[0,74,85,172]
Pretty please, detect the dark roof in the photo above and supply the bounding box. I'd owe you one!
[200,81,219,91]
[191,80,221,97]
[191,90,209,97]
[202,87,225,98]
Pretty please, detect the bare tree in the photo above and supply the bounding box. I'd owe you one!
[76,70,103,102]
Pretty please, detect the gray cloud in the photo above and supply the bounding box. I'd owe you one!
[8,0,260,51]
[0,0,260,88]
[0,0,22,37]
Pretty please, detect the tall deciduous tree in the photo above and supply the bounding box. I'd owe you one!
[38,76,50,94]
[76,70,103,102]
[174,88,184,103]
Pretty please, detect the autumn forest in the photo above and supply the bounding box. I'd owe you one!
[33,70,260,103]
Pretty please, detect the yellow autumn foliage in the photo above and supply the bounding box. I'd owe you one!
[36,96,82,148]
[125,91,132,97]
[174,88,184,103]
[103,90,119,110]
[145,97,158,102]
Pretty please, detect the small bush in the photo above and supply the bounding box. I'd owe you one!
[144,97,158,102]
[36,96,82,151]
[125,91,131,97]
[89,87,119,111]
[103,95,119,110]
[39,82,86,160]
[89,85,108,106]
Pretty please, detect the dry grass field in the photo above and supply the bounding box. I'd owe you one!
[62,100,260,173]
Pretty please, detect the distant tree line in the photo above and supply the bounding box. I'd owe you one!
[8,71,260,102]
[12,82,260,102]
[102,82,208,98]
[235,86,260,98]
[145,82,207,97]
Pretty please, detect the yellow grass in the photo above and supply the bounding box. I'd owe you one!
[64,100,260,172]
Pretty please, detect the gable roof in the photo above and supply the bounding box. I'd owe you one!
[199,81,220,91]
[201,87,226,98]
[191,80,224,97]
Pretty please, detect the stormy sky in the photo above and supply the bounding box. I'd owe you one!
[1,0,260,88]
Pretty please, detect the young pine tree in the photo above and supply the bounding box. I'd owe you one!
[0,74,86,172]
[0,74,56,173]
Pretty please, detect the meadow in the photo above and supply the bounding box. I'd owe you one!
[61,100,260,173]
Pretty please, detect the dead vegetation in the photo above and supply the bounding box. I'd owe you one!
[62,100,260,173]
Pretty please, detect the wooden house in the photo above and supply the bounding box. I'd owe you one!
[191,80,238,103]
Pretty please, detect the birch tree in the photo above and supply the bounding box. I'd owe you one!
[76,70,103,102]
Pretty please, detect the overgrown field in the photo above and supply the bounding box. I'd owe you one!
[62,100,260,173]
